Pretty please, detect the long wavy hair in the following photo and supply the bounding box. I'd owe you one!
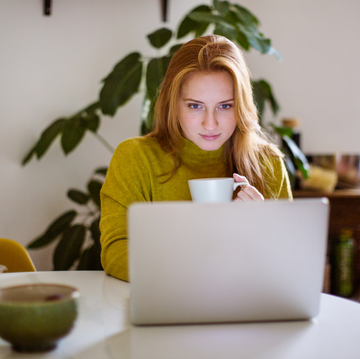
[148,34,282,196]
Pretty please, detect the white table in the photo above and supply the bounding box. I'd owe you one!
[1,271,360,359]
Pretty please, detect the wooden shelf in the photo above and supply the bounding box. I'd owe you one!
[294,188,360,297]
[294,188,360,198]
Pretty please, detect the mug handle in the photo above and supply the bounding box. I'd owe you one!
[233,181,248,191]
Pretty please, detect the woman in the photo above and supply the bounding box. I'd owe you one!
[100,35,292,281]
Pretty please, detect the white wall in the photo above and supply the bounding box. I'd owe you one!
[1,0,359,270]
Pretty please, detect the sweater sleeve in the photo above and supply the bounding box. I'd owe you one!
[100,139,151,281]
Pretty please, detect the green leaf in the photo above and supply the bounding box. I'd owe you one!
[94,167,108,176]
[233,4,260,27]
[147,28,172,49]
[35,119,66,159]
[281,135,310,179]
[88,180,103,208]
[67,189,90,205]
[270,124,293,138]
[82,101,100,114]
[283,154,296,186]
[252,79,279,124]
[247,35,272,55]
[213,22,237,40]
[146,56,172,101]
[53,224,86,270]
[76,247,90,270]
[169,44,183,55]
[90,217,101,247]
[90,217,102,268]
[213,0,230,15]
[22,119,66,165]
[188,12,228,25]
[27,210,77,249]
[85,113,100,133]
[21,143,37,166]
[235,31,250,50]
[76,244,102,270]
[141,95,155,135]
[100,52,143,116]
[177,5,212,39]
[76,217,102,270]
[61,117,87,155]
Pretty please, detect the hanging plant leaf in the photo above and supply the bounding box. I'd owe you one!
[67,189,90,205]
[235,30,250,50]
[88,180,103,208]
[21,143,37,166]
[77,247,90,270]
[146,56,172,101]
[77,244,102,270]
[252,79,279,124]
[94,167,108,176]
[53,224,86,270]
[22,119,66,165]
[213,0,230,15]
[188,12,228,26]
[270,124,293,138]
[177,5,211,39]
[27,210,77,249]
[169,43,183,55]
[90,217,102,269]
[35,119,66,159]
[147,28,173,49]
[82,101,100,114]
[61,117,87,155]
[283,154,296,186]
[90,217,101,246]
[233,4,260,27]
[246,35,272,55]
[282,135,310,179]
[140,95,155,135]
[85,113,100,133]
[100,52,143,116]
[214,22,237,40]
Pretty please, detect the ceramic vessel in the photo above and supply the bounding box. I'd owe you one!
[0,283,79,352]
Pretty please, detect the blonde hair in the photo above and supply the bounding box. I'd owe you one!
[148,34,282,197]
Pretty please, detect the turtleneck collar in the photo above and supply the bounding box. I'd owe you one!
[180,137,224,163]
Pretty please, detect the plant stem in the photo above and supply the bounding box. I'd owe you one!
[92,132,115,153]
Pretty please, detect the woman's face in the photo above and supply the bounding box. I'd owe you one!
[178,71,237,151]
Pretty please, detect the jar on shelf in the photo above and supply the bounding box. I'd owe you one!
[332,228,355,298]
[281,117,301,149]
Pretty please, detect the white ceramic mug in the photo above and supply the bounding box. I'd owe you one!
[188,177,247,203]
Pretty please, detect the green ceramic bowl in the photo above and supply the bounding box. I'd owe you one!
[0,283,79,352]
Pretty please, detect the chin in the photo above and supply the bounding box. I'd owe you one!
[197,141,223,152]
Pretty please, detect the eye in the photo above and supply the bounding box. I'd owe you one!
[218,104,233,110]
[188,103,202,109]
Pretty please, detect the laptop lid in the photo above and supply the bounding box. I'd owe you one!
[128,198,329,325]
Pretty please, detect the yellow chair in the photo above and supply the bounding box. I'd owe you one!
[0,238,36,272]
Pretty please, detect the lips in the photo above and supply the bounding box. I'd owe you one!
[200,134,221,141]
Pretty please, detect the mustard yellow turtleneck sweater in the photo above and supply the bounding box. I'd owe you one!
[100,136,292,281]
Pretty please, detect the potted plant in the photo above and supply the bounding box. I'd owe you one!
[23,0,308,270]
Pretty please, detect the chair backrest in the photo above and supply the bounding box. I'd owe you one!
[0,238,36,273]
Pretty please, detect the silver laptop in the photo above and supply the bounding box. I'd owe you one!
[128,198,329,325]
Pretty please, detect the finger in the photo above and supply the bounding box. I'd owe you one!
[234,189,254,202]
[233,173,249,185]
[241,185,264,201]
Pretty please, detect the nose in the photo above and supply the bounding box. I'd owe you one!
[202,110,218,131]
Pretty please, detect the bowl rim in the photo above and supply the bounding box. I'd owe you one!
[0,283,80,303]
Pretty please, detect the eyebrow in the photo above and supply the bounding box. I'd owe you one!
[183,98,234,103]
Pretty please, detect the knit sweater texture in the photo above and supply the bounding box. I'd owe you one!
[100,136,292,281]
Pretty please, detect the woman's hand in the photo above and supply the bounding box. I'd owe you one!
[233,173,264,202]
